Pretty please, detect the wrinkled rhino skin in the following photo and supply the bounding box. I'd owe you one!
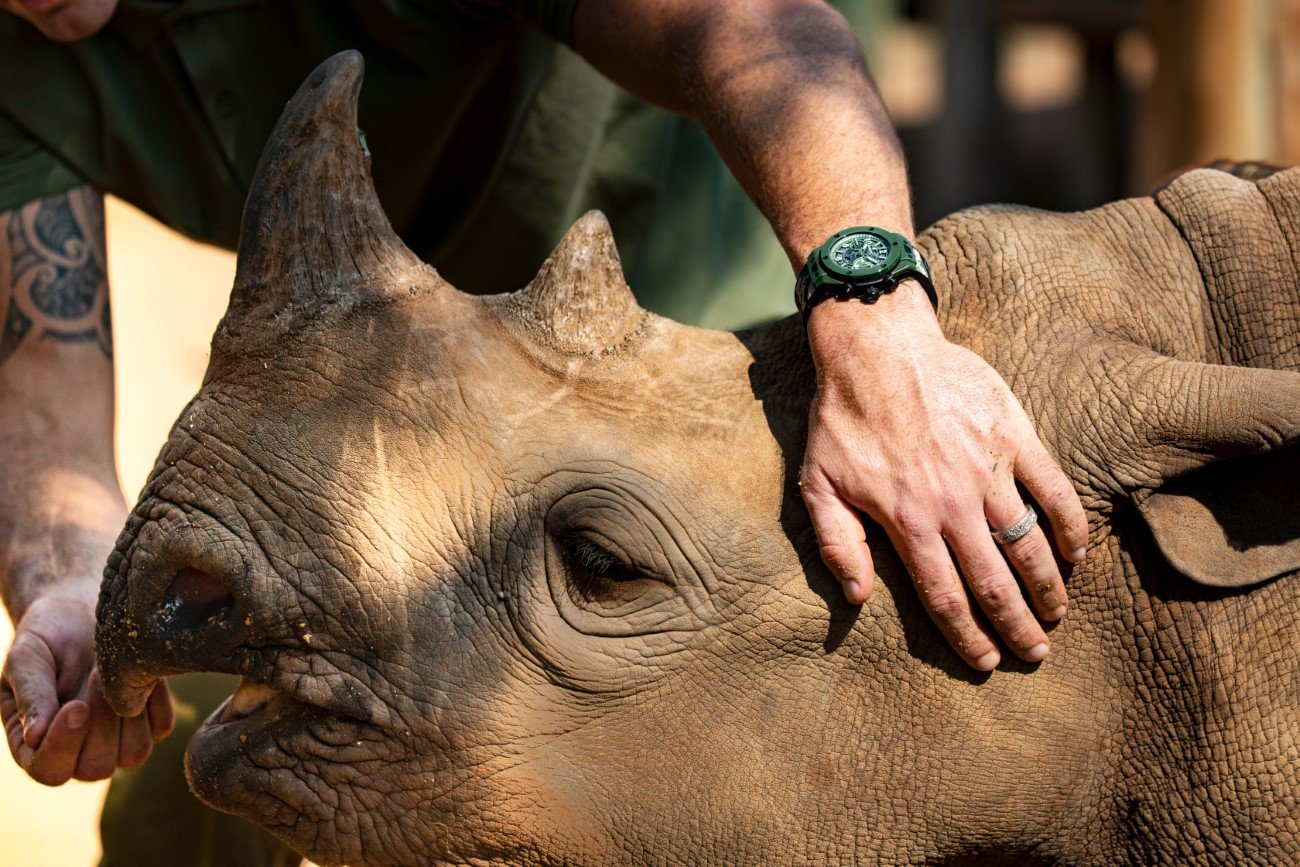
[96,53,1300,866]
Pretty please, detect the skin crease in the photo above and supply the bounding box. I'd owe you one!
[95,149,1300,866]
[0,0,1086,790]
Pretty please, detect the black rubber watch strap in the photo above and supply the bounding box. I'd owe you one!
[795,264,938,322]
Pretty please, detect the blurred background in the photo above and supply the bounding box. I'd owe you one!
[3,0,1298,863]
[859,0,1299,226]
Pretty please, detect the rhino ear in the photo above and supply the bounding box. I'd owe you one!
[505,211,645,355]
[1106,351,1300,587]
[1140,448,1300,589]
[231,51,427,315]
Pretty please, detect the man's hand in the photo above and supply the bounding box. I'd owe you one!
[2,589,173,785]
[0,186,174,781]
[801,287,1089,670]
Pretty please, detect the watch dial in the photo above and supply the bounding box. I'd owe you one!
[829,232,890,272]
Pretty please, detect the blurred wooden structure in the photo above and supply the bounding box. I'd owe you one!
[1282,0,1300,165]
[893,0,1298,226]
[900,0,1145,225]
[1142,0,1279,182]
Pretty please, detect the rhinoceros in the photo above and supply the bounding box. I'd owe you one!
[96,53,1300,866]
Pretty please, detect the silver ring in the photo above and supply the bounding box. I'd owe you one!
[991,506,1038,545]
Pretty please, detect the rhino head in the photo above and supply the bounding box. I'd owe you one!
[97,53,1300,865]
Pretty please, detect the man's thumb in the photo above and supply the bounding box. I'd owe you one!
[3,637,61,749]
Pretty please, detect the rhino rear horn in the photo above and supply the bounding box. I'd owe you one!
[231,51,426,314]
[506,211,646,355]
[1099,345,1300,588]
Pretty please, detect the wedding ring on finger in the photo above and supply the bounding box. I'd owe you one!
[991,505,1038,545]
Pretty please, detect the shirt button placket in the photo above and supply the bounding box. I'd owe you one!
[170,15,244,173]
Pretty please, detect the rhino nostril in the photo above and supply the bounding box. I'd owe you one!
[160,568,235,630]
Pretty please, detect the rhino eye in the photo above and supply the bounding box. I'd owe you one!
[562,534,637,580]
[558,533,649,602]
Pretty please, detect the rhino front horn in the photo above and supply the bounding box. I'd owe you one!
[507,211,646,355]
[231,51,426,315]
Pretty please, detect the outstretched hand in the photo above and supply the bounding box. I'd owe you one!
[800,285,1088,670]
[2,590,173,786]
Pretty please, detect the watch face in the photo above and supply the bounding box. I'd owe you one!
[828,231,891,274]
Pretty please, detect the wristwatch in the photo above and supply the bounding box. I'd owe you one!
[794,226,937,321]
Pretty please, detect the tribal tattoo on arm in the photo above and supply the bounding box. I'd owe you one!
[0,186,111,364]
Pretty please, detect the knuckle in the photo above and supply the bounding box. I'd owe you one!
[926,589,968,621]
[1008,532,1050,568]
[818,539,850,564]
[937,489,965,517]
[1041,484,1078,514]
[818,550,856,581]
[969,573,1016,608]
[1005,620,1043,649]
[892,508,934,540]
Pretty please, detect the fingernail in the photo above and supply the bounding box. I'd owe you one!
[66,705,88,730]
[973,650,1000,672]
[1026,642,1050,663]
[842,579,861,602]
[1048,604,1068,620]
[1070,547,1087,563]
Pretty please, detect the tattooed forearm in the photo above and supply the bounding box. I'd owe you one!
[0,187,111,364]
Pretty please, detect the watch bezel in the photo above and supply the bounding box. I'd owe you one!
[816,227,904,280]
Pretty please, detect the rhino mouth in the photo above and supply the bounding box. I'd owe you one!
[194,655,391,732]
[186,664,385,784]
[184,668,383,859]
[212,677,310,726]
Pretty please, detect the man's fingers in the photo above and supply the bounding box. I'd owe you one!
[118,712,154,771]
[1016,444,1088,562]
[1,635,60,749]
[985,483,1068,621]
[23,700,89,787]
[146,678,175,742]
[2,685,26,763]
[950,518,1051,663]
[894,532,1001,671]
[73,670,120,781]
[119,670,161,769]
[802,484,875,603]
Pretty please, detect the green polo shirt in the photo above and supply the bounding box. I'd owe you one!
[0,0,803,329]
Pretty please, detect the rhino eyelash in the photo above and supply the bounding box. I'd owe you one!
[559,534,640,584]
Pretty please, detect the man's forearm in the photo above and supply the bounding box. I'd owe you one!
[0,187,122,620]
[573,0,913,268]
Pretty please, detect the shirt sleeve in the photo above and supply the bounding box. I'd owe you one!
[0,111,86,213]
[447,0,580,44]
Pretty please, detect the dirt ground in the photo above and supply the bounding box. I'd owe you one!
[0,198,236,866]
